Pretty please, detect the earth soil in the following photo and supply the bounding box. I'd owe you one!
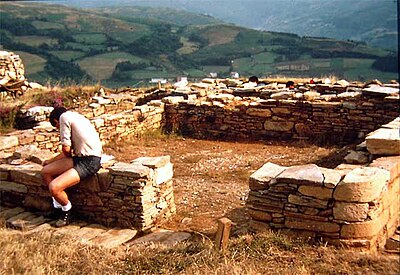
[104,135,348,237]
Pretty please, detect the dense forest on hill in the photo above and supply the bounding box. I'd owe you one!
[0,2,397,87]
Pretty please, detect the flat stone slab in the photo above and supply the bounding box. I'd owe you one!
[10,214,50,230]
[129,229,191,248]
[381,117,400,129]
[108,162,150,178]
[132,156,170,168]
[366,128,400,155]
[333,167,390,202]
[31,150,57,165]
[73,224,108,242]
[369,156,400,179]
[0,207,25,219]
[54,221,89,236]
[249,162,286,190]
[0,135,19,151]
[276,164,324,186]
[6,211,38,226]
[90,228,138,248]
[362,85,399,96]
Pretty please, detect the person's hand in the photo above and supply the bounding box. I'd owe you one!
[42,159,50,166]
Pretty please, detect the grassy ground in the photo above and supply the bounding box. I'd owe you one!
[0,223,398,275]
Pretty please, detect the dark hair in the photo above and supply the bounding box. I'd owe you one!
[49,107,67,127]
[286,80,295,88]
[249,76,259,83]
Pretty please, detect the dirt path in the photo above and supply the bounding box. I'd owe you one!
[104,135,345,236]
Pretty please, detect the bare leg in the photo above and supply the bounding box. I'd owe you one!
[48,168,80,206]
[41,158,80,206]
[41,157,74,185]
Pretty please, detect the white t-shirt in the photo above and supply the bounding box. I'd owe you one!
[59,111,102,157]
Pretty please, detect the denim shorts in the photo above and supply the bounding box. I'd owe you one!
[72,156,101,180]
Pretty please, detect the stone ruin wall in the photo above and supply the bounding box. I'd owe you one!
[0,84,399,244]
[0,100,171,232]
[0,51,25,82]
[163,93,398,143]
[0,156,175,231]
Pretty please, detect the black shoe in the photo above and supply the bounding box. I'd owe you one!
[55,210,71,228]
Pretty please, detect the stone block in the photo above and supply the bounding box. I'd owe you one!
[249,162,286,190]
[288,194,328,208]
[97,168,112,191]
[276,164,324,186]
[86,195,104,206]
[24,195,52,211]
[9,163,43,185]
[334,164,363,178]
[0,136,19,150]
[285,217,340,233]
[246,108,272,117]
[79,174,101,192]
[31,150,57,165]
[153,163,173,185]
[366,128,400,155]
[264,120,294,132]
[320,167,342,188]
[0,181,27,193]
[298,185,333,200]
[333,167,390,202]
[344,150,369,164]
[14,145,39,160]
[333,201,369,222]
[249,219,271,232]
[108,162,150,178]
[369,156,400,181]
[340,210,388,238]
[248,209,272,221]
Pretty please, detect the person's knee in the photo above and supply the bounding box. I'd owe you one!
[49,182,62,196]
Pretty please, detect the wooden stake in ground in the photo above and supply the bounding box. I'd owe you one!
[215,217,232,250]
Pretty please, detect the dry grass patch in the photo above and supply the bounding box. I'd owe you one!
[1,221,398,274]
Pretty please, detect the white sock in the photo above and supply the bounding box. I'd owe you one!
[52,197,62,209]
[61,201,72,212]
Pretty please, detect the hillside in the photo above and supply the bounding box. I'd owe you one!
[0,2,397,87]
[50,0,399,50]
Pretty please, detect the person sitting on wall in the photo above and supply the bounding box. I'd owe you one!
[41,107,103,227]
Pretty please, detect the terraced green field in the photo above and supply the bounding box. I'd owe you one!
[78,52,148,80]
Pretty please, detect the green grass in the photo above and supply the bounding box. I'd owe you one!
[31,20,64,30]
[14,36,58,47]
[78,51,149,80]
[49,50,86,61]
[14,51,47,76]
[72,33,108,45]
[65,42,105,52]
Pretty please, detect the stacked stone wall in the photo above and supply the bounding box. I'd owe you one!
[163,94,398,143]
[0,156,175,231]
[0,101,164,153]
[247,118,400,251]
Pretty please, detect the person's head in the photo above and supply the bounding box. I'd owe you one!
[286,80,295,89]
[49,107,67,128]
[249,76,259,83]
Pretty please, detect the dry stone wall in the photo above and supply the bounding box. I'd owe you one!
[0,156,175,231]
[0,78,399,239]
[163,93,398,143]
[247,118,400,251]
[0,99,169,231]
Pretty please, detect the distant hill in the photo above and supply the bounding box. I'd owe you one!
[49,0,398,50]
[0,2,397,87]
